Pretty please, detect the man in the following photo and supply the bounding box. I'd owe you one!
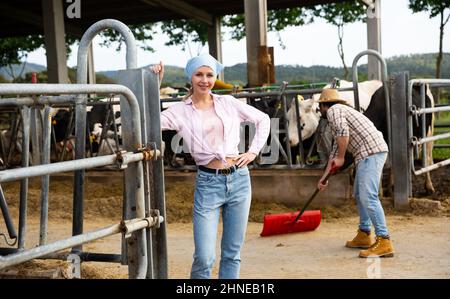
[317,88,394,258]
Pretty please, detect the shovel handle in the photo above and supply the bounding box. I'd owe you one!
[294,163,340,223]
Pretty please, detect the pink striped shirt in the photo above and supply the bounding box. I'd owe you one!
[160,94,271,165]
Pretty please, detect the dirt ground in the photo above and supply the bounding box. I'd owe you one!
[0,168,449,279]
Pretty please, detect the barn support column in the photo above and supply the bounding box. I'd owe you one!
[42,0,69,83]
[366,0,382,80]
[245,0,273,87]
[208,17,224,81]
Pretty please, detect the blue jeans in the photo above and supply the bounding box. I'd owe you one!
[354,152,389,237]
[191,166,251,279]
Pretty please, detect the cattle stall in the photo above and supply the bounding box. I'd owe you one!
[0,98,123,168]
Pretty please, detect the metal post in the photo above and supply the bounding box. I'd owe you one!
[293,96,305,165]
[389,72,410,210]
[39,106,52,245]
[18,106,31,249]
[59,108,75,161]
[72,95,86,254]
[0,185,17,240]
[29,107,42,166]
[281,95,293,167]
[117,68,168,278]
[420,84,427,169]
[145,70,168,278]
[6,113,20,167]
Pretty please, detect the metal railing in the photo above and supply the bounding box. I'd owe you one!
[409,79,450,175]
[352,50,392,164]
[0,97,122,166]
[160,82,358,170]
[0,19,168,279]
[0,83,162,278]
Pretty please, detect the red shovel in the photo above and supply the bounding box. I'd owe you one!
[260,163,340,237]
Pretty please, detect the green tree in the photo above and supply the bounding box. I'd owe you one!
[97,24,156,52]
[223,7,312,42]
[160,19,208,56]
[409,0,450,79]
[311,2,366,80]
[0,35,44,80]
[157,8,313,56]
[0,25,156,79]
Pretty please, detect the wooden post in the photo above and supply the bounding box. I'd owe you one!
[268,46,275,84]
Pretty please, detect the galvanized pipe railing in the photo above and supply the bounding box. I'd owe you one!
[160,83,355,170]
[352,50,392,167]
[408,79,450,176]
[0,150,159,183]
[76,19,137,84]
[0,84,141,144]
[39,106,52,245]
[75,19,137,261]
[0,215,163,270]
[18,106,30,249]
[0,83,148,278]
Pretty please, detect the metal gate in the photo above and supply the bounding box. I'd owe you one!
[0,20,167,279]
[408,79,450,175]
[389,73,450,209]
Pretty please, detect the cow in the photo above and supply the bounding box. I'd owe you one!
[286,79,436,194]
[287,80,383,147]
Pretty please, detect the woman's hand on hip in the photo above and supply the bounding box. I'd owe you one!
[150,61,164,83]
[234,152,257,168]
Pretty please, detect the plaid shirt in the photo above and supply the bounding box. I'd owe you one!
[327,104,388,164]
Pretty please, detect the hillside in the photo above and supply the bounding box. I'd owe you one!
[1,53,448,85]
[0,62,46,81]
[97,52,450,85]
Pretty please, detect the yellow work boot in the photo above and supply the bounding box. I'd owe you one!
[345,229,374,249]
[359,236,394,258]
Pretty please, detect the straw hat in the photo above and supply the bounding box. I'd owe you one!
[318,88,347,104]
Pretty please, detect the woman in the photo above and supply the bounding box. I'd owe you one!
[152,53,270,279]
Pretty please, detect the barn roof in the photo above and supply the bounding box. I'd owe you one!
[0,0,347,38]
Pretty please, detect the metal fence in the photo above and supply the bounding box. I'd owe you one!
[0,19,167,279]
[160,81,362,170]
[409,79,450,175]
[160,50,391,172]
[0,84,163,278]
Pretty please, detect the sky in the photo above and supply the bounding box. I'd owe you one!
[26,0,449,71]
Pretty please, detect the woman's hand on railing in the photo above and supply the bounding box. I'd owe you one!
[150,61,164,83]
